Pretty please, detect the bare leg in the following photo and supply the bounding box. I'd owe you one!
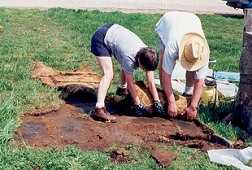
[96,57,113,108]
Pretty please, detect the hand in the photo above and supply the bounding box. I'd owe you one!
[167,102,177,118]
[185,105,198,120]
[153,101,166,117]
[132,104,149,116]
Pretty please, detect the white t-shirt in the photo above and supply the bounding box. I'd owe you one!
[155,11,208,79]
[104,24,147,73]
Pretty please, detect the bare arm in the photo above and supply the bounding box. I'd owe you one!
[161,68,177,116]
[124,72,140,105]
[146,71,160,101]
[185,79,204,120]
[161,69,175,105]
[191,79,204,108]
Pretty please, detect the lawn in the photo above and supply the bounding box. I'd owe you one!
[0,8,244,169]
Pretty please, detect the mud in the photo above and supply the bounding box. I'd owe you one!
[16,97,230,151]
[15,62,237,166]
[110,148,130,163]
[32,62,190,114]
[151,149,177,167]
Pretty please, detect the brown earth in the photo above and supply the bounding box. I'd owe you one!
[150,149,177,167]
[110,148,130,164]
[32,62,101,89]
[14,62,236,167]
[32,62,189,114]
[16,100,230,150]
[15,97,231,167]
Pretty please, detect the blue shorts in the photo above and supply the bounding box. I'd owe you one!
[91,23,114,57]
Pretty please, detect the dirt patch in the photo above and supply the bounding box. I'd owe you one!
[150,148,177,167]
[15,62,238,166]
[16,101,231,168]
[18,62,232,151]
[32,62,101,89]
[110,148,130,164]
[32,62,190,114]
[16,99,230,151]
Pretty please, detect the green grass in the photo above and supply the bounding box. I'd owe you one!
[0,8,244,169]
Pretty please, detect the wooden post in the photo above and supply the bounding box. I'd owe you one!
[235,9,252,135]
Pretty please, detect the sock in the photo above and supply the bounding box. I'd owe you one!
[95,102,105,108]
[184,86,193,95]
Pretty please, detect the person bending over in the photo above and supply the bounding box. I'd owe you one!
[155,12,210,120]
[91,23,164,122]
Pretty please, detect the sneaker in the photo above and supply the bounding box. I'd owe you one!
[91,107,116,123]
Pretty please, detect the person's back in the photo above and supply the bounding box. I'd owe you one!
[105,24,147,73]
[155,11,205,47]
[155,11,210,120]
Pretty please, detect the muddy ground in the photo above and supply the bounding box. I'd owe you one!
[15,62,236,167]
[16,96,230,150]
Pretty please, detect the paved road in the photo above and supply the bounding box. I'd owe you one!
[0,0,243,15]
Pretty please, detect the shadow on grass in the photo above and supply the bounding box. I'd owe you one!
[198,101,248,141]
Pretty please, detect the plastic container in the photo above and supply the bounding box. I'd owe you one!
[201,85,218,104]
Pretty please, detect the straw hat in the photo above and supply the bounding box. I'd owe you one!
[179,33,210,71]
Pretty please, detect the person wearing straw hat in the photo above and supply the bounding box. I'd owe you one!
[155,11,210,120]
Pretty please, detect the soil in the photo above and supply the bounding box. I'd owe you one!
[32,62,101,89]
[110,148,130,163]
[16,98,230,151]
[14,62,237,167]
[150,149,177,167]
[32,62,190,114]
[15,97,231,167]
